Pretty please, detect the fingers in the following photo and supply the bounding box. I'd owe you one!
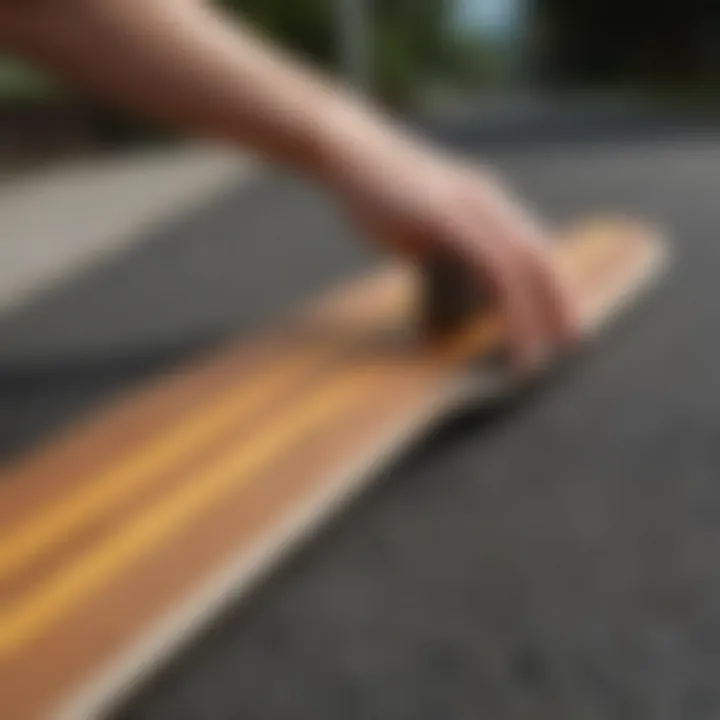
[474,175,579,350]
[447,205,578,373]
[450,214,548,371]
[517,237,580,348]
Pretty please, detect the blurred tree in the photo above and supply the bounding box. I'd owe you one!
[371,0,449,104]
[221,0,337,66]
[537,0,720,91]
[0,57,60,102]
[441,35,499,89]
[221,0,451,106]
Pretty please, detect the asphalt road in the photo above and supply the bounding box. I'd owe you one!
[3,122,720,719]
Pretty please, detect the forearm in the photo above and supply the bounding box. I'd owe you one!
[0,1,580,361]
[0,0,396,180]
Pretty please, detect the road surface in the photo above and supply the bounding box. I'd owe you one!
[2,119,719,719]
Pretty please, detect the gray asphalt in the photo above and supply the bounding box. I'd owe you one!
[3,123,720,719]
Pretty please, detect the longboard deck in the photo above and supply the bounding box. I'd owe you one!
[0,218,668,719]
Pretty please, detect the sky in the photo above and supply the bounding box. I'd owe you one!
[451,0,525,38]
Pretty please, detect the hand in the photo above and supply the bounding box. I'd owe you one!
[0,0,577,373]
[323,128,579,370]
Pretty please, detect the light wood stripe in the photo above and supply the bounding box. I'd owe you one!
[0,362,403,654]
[0,353,317,582]
[0,224,651,655]
[0,225,644,654]
[0,267,412,584]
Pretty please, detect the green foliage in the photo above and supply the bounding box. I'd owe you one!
[372,17,417,105]
[371,0,449,105]
[221,0,336,65]
[0,57,61,103]
[442,36,500,88]
[222,0,452,107]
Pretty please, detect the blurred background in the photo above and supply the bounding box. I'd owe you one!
[2,0,720,169]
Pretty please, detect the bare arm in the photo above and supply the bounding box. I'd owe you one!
[0,0,577,367]
[0,0,396,180]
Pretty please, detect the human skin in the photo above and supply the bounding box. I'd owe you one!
[0,0,578,368]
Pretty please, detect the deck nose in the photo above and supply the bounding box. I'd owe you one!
[557,217,669,329]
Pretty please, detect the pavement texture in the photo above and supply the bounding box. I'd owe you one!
[3,120,720,719]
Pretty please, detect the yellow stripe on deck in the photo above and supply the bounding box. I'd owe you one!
[0,352,322,582]
[0,361,397,655]
[0,268,409,584]
[0,228,645,655]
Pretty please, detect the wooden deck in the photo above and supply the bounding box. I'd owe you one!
[0,219,665,719]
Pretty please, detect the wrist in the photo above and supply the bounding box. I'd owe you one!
[307,94,418,195]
